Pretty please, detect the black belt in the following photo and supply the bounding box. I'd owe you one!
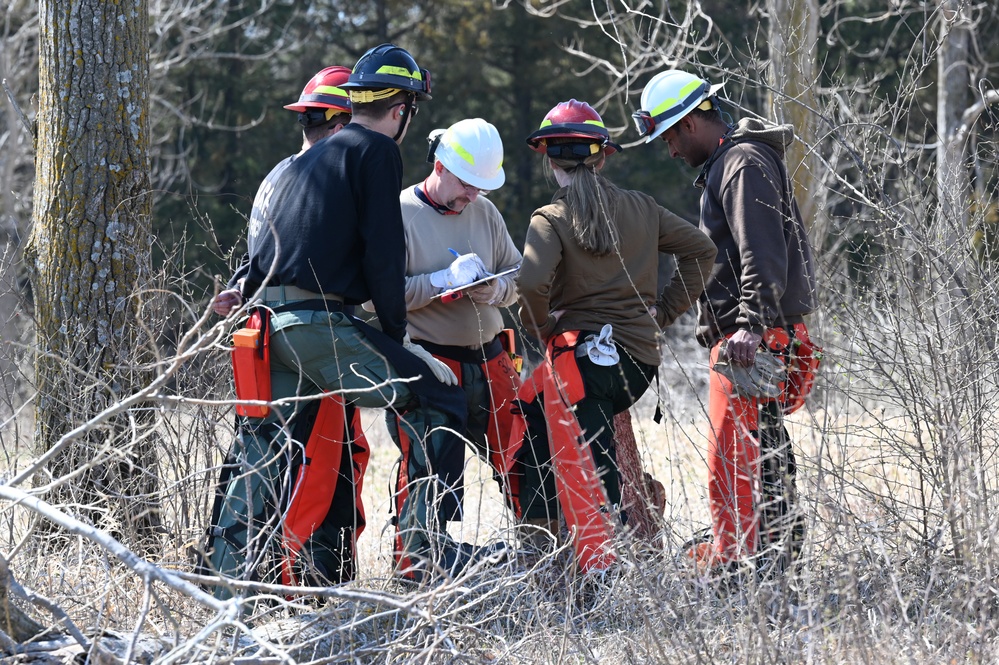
[265,299,354,316]
[414,336,503,364]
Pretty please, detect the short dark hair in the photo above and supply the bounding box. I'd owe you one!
[687,99,724,125]
[351,90,413,119]
[303,113,347,144]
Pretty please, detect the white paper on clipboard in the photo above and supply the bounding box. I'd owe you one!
[431,265,520,301]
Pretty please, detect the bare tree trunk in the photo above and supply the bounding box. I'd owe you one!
[24,0,159,546]
[614,410,665,545]
[934,0,974,566]
[936,0,972,235]
[0,5,38,420]
[766,0,821,229]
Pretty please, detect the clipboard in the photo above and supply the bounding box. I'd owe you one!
[431,265,520,303]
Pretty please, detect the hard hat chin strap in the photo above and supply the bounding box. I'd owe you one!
[392,97,416,142]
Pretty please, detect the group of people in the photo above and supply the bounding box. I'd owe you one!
[202,43,818,600]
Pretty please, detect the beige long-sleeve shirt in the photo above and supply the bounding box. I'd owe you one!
[518,184,717,366]
[399,185,522,347]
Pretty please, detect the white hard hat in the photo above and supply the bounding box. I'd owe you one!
[633,70,724,143]
[432,118,506,191]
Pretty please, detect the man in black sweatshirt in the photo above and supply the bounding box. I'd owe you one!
[634,70,819,580]
[207,45,478,596]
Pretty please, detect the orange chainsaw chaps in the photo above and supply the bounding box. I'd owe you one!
[542,331,616,572]
[390,416,416,579]
[280,395,363,588]
[483,349,525,514]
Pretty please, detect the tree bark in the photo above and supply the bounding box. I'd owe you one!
[766,0,821,230]
[24,0,159,545]
[614,410,665,545]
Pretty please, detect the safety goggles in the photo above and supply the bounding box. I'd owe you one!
[631,80,710,138]
[545,142,602,160]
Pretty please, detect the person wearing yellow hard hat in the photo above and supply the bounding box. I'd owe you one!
[633,70,820,581]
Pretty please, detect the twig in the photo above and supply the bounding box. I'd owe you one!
[0,553,91,651]
[0,486,228,613]
[1,78,33,138]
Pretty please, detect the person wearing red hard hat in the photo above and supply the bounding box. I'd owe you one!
[213,65,354,316]
[282,65,353,147]
[634,69,819,581]
[512,99,717,567]
[524,98,622,156]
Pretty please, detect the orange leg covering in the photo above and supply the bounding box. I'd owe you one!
[707,341,761,562]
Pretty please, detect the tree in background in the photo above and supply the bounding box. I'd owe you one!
[22,0,159,544]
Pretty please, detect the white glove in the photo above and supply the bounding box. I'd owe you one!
[402,334,458,386]
[430,253,489,289]
[578,324,620,367]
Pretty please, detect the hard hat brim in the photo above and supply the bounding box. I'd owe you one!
[461,167,506,191]
[283,102,350,113]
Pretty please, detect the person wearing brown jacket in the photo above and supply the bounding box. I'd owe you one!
[514,99,717,549]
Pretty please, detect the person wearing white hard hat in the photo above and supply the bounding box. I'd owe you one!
[370,119,523,579]
[634,70,820,581]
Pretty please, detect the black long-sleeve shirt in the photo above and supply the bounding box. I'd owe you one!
[245,123,409,342]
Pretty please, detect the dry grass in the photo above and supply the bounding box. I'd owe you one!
[4,309,998,664]
[4,217,999,662]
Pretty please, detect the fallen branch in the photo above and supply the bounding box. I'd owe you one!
[0,486,227,614]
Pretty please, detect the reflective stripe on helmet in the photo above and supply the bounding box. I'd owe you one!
[539,118,606,130]
[446,138,476,165]
[313,85,347,97]
[650,80,708,121]
[374,65,424,81]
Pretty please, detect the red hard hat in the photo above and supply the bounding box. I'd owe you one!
[526,99,622,155]
[283,66,352,114]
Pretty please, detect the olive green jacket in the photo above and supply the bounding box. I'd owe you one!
[518,183,717,366]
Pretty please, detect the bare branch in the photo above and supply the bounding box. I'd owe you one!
[0,79,32,139]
